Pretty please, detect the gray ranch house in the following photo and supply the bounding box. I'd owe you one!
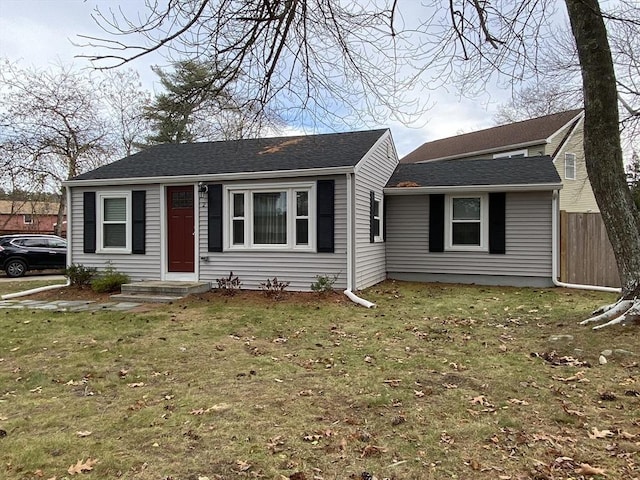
[64,130,397,294]
[64,129,562,294]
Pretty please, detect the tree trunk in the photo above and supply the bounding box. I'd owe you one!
[55,192,66,237]
[565,0,640,299]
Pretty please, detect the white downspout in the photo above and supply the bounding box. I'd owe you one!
[551,190,621,293]
[343,172,376,308]
[1,187,72,300]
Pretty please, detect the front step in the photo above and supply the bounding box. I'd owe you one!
[110,293,186,303]
[112,281,211,303]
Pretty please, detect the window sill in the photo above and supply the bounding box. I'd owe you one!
[445,246,488,253]
[96,248,131,255]
[225,246,316,253]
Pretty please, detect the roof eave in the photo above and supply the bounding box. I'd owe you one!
[384,182,563,195]
[546,110,584,144]
[63,165,354,188]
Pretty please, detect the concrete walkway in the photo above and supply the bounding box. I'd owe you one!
[0,298,142,312]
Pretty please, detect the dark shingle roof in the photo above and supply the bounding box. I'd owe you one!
[72,129,388,181]
[386,156,561,188]
[401,109,582,163]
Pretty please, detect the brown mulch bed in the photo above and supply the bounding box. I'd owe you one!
[26,285,349,307]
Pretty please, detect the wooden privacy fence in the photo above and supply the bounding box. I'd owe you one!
[560,211,620,288]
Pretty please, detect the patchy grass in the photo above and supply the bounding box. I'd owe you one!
[1,281,638,480]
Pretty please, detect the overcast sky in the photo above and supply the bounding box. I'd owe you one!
[0,0,514,157]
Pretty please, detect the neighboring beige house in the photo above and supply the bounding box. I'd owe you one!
[401,110,598,213]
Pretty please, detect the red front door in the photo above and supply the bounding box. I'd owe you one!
[167,186,195,273]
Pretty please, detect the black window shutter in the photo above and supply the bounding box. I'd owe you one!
[429,194,445,252]
[369,191,376,243]
[317,180,335,253]
[208,184,223,252]
[132,190,146,254]
[382,197,387,242]
[83,191,96,253]
[489,192,506,254]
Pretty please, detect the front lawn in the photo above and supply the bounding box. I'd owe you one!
[1,282,637,479]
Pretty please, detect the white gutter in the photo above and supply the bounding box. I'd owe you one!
[63,165,355,188]
[551,190,621,293]
[385,182,563,195]
[343,172,376,308]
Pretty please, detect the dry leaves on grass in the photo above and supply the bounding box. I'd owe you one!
[575,463,606,476]
[235,460,251,472]
[68,458,98,475]
[75,431,92,437]
[552,371,589,383]
[127,382,145,388]
[190,404,231,415]
[588,427,615,439]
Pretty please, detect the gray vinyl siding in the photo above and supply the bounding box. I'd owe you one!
[385,191,553,281]
[353,134,398,290]
[198,176,348,291]
[69,185,162,280]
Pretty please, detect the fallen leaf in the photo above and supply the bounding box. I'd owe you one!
[588,427,615,439]
[361,444,387,457]
[553,371,589,383]
[575,463,606,476]
[33,470,43,477]
[76,431,92,437]
[127,382,144,388]
[235,460,251,472]
[68,458,98,475]
[414,390,425,397]
[508,398,529,406]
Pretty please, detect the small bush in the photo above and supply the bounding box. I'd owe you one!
[260,277,290,299]
[65,264,97,288]
[91,263,130,293]
[216,271,242,295]
[310,273,339,294]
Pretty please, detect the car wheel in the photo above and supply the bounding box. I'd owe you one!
[5,259,27,278]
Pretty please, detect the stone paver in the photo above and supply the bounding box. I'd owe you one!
[0,299,141,312]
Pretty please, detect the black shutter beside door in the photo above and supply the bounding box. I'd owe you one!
[317,180,335,253]
[208,184,223,252]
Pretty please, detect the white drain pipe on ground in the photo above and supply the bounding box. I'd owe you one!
[2,279,70,300]
[551,191,621,294]
[343,172,376,308]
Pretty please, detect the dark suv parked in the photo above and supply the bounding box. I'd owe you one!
[0,234,67,277]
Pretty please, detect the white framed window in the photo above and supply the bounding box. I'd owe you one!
[97,192,131,253]
[565,153,576,179]
[445,194,488,251]
[493,149,528,159]
[373,196,383,242]
[225,183,315,251]
[23,214,33,225]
